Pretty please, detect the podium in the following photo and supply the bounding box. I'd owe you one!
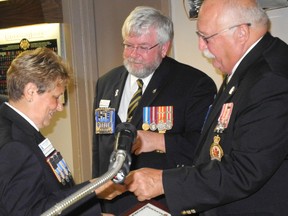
[120,200,171,216]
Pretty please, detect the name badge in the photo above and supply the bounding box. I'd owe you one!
[95,107,115,134]
[38,138,55,157]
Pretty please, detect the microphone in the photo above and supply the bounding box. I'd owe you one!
[109,122,137,184]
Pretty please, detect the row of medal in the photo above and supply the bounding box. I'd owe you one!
[142,106,173,133]
[46,151,73,186]
[210,102,234,161]
[39,138,73,186]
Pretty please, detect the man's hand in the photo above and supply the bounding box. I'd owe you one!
[94,180,127,200]
[125,168,164,201]
[132,130,165,155]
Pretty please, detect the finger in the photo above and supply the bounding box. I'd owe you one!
[124,175,133,186]
[134,149,140,155]
[137,195,150,202]
[126,182,137,192]
[131,144,137,153]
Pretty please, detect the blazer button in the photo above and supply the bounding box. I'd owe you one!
[181,209,197,215]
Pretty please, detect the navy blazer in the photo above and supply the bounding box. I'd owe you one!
[92,56,217,214]
[0,104,101,215]
[163,33,288,215]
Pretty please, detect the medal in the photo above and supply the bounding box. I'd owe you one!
[215,103,234,133]
[157,106,166,133]
[210,135,224,161]
[165,106,173,130]
[39,139,73,186]
[210,103,233,161]
[47,151,73,185]
[142,107,150,130]
[142,123,150,131]
[149,106,157,131]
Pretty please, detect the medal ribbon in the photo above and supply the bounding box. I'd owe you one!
[157,106,165,124]
[151,106,156,124]
[46,151,73,185]
[218,103,233,129]
[143,107,150,124]
[166,106,173,130]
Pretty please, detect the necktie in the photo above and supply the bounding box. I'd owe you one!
[127,79,143,122]
[212,75,229,105]
[224,74,229,87]
[220,74,229,94]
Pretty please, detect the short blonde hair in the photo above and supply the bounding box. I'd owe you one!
[7,47,70,101]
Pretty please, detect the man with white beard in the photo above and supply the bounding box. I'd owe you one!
[92,6,216,215]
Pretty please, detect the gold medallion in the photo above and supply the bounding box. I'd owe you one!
[142,123,150,131]
[210,135,224,161]
[19,38,30,50]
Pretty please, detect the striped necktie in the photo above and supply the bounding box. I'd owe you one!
[127,79,143,122]
[223,75,229,90]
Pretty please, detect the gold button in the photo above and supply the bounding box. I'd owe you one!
[181,209,197,215]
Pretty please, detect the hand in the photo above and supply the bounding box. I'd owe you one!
[125,168,164,201]
[132,130,165,155]
[94,180,127,200]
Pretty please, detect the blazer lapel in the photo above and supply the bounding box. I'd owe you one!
[108,69,128,123]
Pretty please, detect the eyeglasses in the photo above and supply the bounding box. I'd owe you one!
[122,42,159,54]
[196,23,251,44]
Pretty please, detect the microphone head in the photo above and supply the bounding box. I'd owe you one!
[114,122,137,152]
[115,122,137,142]
[110,123,136,183]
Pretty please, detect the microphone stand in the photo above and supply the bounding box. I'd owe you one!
[41,150,128,216]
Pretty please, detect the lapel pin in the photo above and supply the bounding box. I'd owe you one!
[229,86,235,95]
[152,89,157,94]
[115,89,119,97]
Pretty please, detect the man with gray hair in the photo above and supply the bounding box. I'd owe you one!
[125,0,288,215]
[92,6,216,215]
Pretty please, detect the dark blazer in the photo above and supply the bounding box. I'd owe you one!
[0,103,101,215]
[163,33,288,215]
[92,56,217,214]
[0,94,7,104]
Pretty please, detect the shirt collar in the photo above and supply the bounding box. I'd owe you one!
[128,72,154,92]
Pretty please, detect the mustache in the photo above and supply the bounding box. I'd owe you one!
[203,49,215,59]
[125,58,143,64]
